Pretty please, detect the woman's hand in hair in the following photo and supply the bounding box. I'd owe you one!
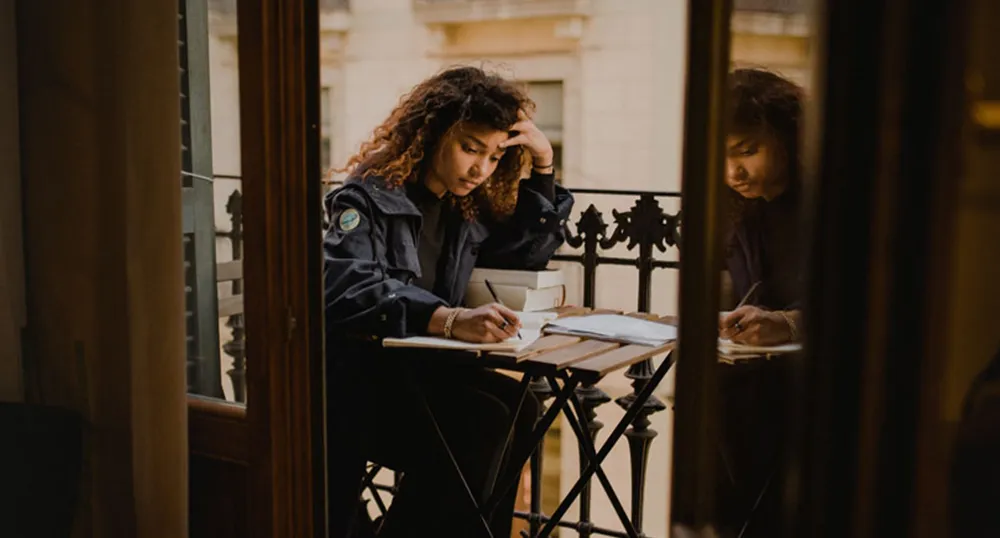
[719,305,793,345]
[499,109,554,170]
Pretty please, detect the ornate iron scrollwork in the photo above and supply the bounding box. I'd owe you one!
[608,195,677,254]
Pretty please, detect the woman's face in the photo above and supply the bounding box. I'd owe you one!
[425,123,509,198]
[725,134,789,201]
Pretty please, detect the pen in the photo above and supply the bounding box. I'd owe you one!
[735,281,761,310]
[731,281,761,333]
[483,279,523,339]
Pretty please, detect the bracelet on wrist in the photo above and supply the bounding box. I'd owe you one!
[779,311,799,341]
[443,308,463,339]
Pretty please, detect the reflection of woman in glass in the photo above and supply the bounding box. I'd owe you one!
[719,68,805,346]
[950,345,1000,536]
[714,68,805,536]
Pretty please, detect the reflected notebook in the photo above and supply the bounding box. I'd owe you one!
[717,339,802,355]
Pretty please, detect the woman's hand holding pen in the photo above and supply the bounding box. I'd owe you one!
[428,304,522,343]
[719,306,794,345]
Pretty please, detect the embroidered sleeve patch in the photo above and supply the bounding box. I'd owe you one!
[338,208,361,231]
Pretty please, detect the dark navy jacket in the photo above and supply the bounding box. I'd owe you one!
[725,185,804,311]
[323,171,574,350]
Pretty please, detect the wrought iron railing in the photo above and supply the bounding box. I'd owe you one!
[214,174,246,403]
[213,176,682,535]
[526,188,679,537]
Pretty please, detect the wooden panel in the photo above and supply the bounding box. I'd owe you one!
[524,340,621,371]
[18,1,188,534]
[189,395,248,464]
[238,0,324,535]
[216,260,243,282]
[218,295,244,318]
[491,334,581,363]
[570,343,675,378]
[190,455,248,538]
[658,314,679,325]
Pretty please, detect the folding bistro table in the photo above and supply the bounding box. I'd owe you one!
[373,307,796,538]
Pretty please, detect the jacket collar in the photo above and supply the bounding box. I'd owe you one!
[341,176,422,217]
[326,175,490,242]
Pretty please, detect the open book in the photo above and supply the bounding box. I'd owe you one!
[541,314,678,347]
[381,312,560,353]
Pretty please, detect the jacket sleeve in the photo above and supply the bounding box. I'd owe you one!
[323,188,447,339]
[476,170,575,270]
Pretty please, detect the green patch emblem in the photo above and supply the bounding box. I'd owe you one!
[338,208,361,231]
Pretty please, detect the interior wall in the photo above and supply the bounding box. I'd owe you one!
[0,0,25,402]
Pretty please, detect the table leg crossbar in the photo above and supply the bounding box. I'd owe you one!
[555,374,640,538]
[367,350,779,538]
[533,355,674,537]
[393,352,674,538]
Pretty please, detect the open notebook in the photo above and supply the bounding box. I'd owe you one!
[541,314,678,347]
[381,312,560,353]
[718,339,802,355]
[717,310,803,355]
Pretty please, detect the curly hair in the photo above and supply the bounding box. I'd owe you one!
[726,68,804,229]
[339,66,534,221]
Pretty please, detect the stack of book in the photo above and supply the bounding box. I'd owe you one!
[463,268,567,312]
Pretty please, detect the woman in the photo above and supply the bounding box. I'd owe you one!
[719,68,805,346]
[323,66,573,538]
[713,68,806,537]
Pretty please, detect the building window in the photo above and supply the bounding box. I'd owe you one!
[525,81,564,183]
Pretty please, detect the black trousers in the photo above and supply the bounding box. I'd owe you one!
[329,352,540,538]
[714,359,791,538]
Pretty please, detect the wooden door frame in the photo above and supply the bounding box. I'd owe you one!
[238,0,325,536]
[669,0,733,532]
[189,0,324,537]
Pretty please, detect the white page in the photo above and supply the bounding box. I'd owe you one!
[543,314,677,346]
[381,312,550,352]
[717,338,802,354]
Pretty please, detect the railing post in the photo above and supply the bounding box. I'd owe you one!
[528,376,555,536]
[617,191,673,535]
[573,382,611,538]
[224,314,246,403]
[550,188,682,536]
[571,205,607,309]
[223,189,246,402]
[635,193,657,313]
[615,359,668,535]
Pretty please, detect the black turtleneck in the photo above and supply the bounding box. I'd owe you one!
[406,181,449,294]
[725,183,804,310]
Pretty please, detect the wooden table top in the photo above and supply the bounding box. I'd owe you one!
[481,306,796,383]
